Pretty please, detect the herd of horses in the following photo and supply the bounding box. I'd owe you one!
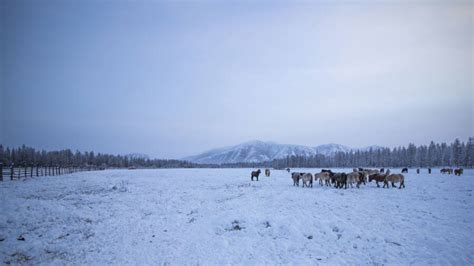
[440,168,464,176]
[290,168,405,189]
[250,166,466,189]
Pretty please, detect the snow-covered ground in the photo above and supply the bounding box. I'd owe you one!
[1,168,473,264]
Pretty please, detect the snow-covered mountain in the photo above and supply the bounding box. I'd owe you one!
[313,143,351,156]
[183,140,382,164]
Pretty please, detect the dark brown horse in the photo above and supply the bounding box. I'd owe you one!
[251,169,261,181]
[333,173,347,189]
[369,173,387,188]
[401,168,408,173]
[454,168,463,176]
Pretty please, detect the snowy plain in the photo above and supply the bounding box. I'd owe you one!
[0,168,473,265]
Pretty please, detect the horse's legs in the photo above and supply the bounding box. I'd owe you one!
[392,182,396,188]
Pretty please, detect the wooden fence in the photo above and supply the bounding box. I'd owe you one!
[0,163,96,181]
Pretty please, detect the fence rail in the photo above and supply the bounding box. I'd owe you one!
[0,163,97,181]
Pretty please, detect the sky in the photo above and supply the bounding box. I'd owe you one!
[1,0,472,159]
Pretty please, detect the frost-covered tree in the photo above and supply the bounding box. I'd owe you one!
[450,138,462,167]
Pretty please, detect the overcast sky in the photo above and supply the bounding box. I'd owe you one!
[1,0,472,158]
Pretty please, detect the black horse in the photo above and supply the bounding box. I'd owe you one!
[333,173,347,189]
[401,168,408,173]
[251,169,261,181]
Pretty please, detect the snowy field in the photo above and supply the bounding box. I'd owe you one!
[1,168,473,265]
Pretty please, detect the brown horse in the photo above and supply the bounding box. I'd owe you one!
[369,173,387,188]
[251,169,261,181]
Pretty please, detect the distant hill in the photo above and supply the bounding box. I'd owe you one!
[183,140,382,164]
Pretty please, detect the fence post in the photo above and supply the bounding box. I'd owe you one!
[11,164,14,180]
[36,164,39,177]
[30,166,33,177]
[0,163,3,181]
[24,165,27,178]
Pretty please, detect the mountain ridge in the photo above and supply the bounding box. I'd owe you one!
[183,140,383,164]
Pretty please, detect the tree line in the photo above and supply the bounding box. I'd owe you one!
[1,138,472,169]
[0,145,211,168]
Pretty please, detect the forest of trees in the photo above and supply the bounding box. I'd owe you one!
[1,138,472,169]
[0,145,209,168]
